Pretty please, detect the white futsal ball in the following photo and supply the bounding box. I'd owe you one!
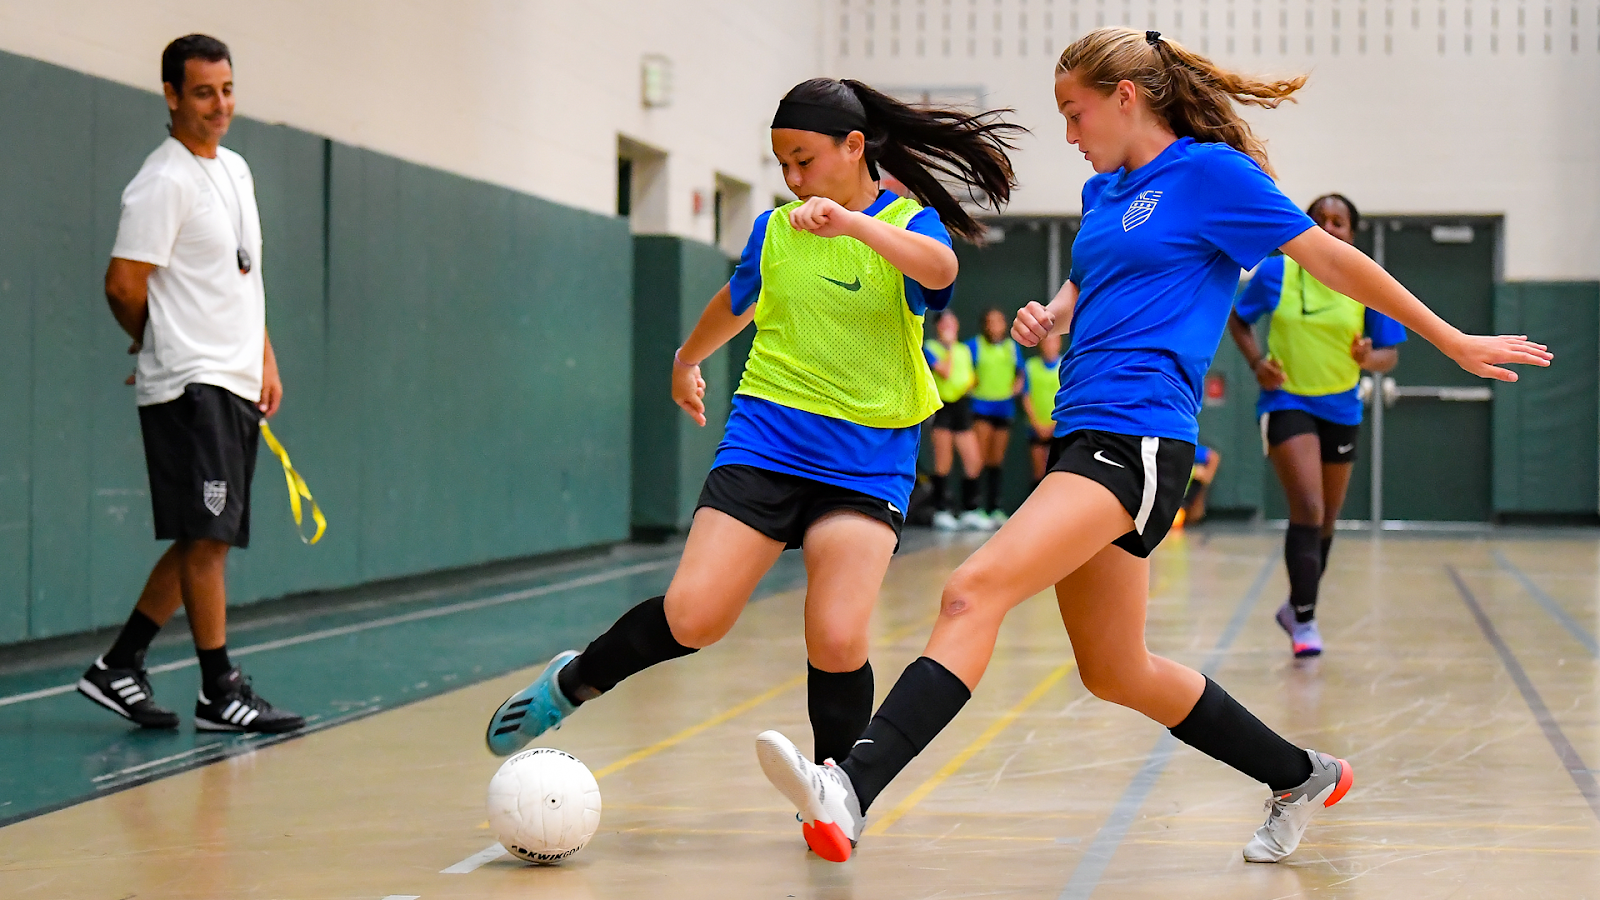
[487,747,603,864]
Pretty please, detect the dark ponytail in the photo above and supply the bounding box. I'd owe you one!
[777,78,1026,243]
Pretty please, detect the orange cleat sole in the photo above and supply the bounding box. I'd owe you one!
[801,820,854,863]
[1324,758,1354,808]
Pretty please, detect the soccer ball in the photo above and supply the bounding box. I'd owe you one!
[487,747,603,864]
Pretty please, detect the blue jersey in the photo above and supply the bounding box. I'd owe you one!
[1234,255,1408,425]
[715,191,954,510]
[1057,138,1315,442]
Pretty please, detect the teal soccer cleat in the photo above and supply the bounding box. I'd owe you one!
[485,650,580,756]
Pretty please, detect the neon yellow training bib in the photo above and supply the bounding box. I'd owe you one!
[1024,354,1060,423]
[972,336,1021,402]
[735,196,943,428]
[1267,257,1367,396]
[925,339,975,404]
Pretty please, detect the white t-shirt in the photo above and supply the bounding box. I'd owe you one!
[112,136,266,407]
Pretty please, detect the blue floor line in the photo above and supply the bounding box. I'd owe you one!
[1491,550,1599,658]
[1057,553,1277,900]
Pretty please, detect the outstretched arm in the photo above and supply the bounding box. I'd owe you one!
[672,285,757,426]
[1281,227,1550,381]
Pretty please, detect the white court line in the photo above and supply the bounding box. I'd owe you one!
[91,744,222,783]
[0,560,675,710]
[441,844,507,874]
[381,895,421,899]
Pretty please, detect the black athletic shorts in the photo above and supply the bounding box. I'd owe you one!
[973,412,1014,428]
[929,396,974,432]
[139,382,261,547]
[1046,430,1196,558]
[1263,409,1360,464]
[696,464,905,552]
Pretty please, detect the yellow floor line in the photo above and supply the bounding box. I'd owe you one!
[863,660,1076,837]
[592,615,936,781]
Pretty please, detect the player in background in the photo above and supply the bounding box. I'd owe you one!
[1021,332,1064,487]
[966,308,1028,524]
[924,311,990,530]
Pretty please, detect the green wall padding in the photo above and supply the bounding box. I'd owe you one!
[0,49,633,644]
[1493,281,1600,515]
[1195,331,1266,514]
[631,236,733,531]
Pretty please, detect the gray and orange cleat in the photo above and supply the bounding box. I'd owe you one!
[1243,749,1353,862]
[756,730,864,862]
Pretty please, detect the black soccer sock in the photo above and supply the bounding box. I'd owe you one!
[562,596,697,704]
[960,476,981,512]
[1169,677,1314,792]
[839,657,971,812]
[808,661,874,764]
[104,609,162,670]
[983,466,1003,512]
[1319,535,1334,575]
[196,645,233,690]
[931,475,950,511]
[1285,523,1323,623]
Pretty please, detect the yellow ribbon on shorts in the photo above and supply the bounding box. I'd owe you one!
[259,420,327,545]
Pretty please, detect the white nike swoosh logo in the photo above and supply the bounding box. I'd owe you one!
[1337,444,1354,454]
[887,503,901,514]
[1093,450,1125,469]
[853,739,874,747]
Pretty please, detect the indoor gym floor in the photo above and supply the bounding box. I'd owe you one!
[0,525,1597,899]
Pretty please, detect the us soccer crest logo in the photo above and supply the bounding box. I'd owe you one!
[1122,190,1163,231]
[203,481,228,516]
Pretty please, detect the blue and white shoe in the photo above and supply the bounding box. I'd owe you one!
[485,650,580,756]
[1275,603,1323,658]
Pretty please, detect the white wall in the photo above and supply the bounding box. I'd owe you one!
[823,0,1600,281]
[0,0,822,247]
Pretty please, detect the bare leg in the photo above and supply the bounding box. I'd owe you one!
[1030,441,1049,483]
[1055,545,1204,727]
[1319,462,1354,538]
[972,419,996,465]
[1267,434,1326,526]
[931,428,954,476]
[985,423,1012,467]
[178,539,232,652]
[801,511,897,672]
[952,429,984,480]
[662,507,787,647]
[133,543,186,625]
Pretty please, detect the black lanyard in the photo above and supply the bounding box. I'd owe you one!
[184,143,252,274]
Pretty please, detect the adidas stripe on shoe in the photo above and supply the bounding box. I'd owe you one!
[195,667,306,734]
[77,656,178,730]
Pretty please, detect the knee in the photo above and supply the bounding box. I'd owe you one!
[180,539,230,568]
[1287,494,1325,525]
[807,625,869,671]
[1077,658,1150,710]
[938,567,1002,624]
[662,592,739,650]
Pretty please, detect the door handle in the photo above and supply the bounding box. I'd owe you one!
[1364,376,1493,407]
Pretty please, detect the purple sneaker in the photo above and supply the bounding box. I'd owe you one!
[1275,602,1323,658]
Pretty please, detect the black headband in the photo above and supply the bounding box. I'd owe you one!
[771,98,867,136]
[1146,30,1163,45]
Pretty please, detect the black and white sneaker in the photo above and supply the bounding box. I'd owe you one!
[77,656,179,729]
[195,667,306,734]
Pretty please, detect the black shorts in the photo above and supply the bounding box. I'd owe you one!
[1046,430,1195,558]
[1263,410,1360,464]
[973,413,1014,428]
[929,396,974,432]
[139,383,260,547]
[696,464,904,552]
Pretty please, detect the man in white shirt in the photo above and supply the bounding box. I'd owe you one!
[77,34,303,735]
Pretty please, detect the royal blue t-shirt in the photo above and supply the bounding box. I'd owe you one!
[714,191,954,510]
[1234,255,1408,425]
[1057,138,1316,442]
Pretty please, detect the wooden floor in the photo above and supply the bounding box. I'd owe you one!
[1,527,1597,899]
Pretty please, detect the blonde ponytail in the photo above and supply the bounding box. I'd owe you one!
[1057,28,1306,176]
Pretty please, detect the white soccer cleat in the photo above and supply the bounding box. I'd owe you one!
[756,730,864,863]
[1243,749,1354,862]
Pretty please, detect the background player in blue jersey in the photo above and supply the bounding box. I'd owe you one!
[1229,193,1404,657]
[486,77,1024,824]
[757,27,1550,866]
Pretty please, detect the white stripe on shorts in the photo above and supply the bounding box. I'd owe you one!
[1133,437,1159,534]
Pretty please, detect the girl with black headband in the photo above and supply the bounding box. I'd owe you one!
[486,78,1022,781]
[757,27,1548,865]
[1228,193,1405,658]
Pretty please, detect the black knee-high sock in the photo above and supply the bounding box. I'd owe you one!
[1319,535,1334,575]
[983,466,1003,512]
[104,609,162,670]
[1284,524,1323,623]
[839,657,970,812]
[808,662,874,764]
[931,474,950,511]
[559,596,696,703]
[960,476,981,512]
[1169,677,1313,791]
